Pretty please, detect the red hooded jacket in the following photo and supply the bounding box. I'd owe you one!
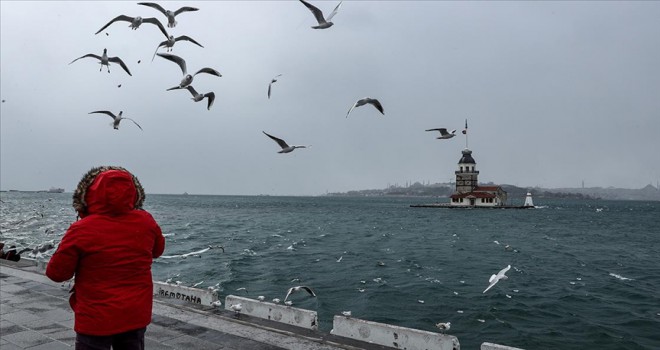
[46,168,165,336]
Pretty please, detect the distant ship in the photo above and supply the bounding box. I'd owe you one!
[48,187,64,193]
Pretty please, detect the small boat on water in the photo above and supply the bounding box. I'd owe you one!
[48,187,64,193]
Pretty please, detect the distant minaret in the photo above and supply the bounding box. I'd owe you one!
[454,149,479,193]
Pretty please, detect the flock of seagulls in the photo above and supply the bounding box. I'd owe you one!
[68,1,460,151]
[69,2,215,130]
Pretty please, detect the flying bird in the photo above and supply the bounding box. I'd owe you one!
[483,265,511,294]
[152,34,204,61]
[69,48,132,76]
[95,15,168,37]
[263,131,307,154]
[284,286,316,302]
[426,128,457,139]
[183,86,215,110]
[138,2,199,28]
[299,0,342,29]
[88,110,143,131]
[346,97,384,118]
[268,74,282,99]
[157,53,221,90]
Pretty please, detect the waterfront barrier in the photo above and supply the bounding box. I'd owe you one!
[225,295,319,331]
[332,315,460,350]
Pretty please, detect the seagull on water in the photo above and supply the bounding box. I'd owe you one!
[157,53,221,90]
[182,86,215,110]
[69,48,131,76]
[284,286,316,302]
[263,131,307,153]
[341,311,352,317]
[483,264,511,293]
[88,110,142,130]
[299,0,342,29]
[346,97,385,118]
[95,15,168,37]
[152,34,204,61]
[435,322,451,333]
[425,128,456,139]
[138,2,199,28]
[268,74,282,99]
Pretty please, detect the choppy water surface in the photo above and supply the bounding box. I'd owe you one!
[2,192,659,349]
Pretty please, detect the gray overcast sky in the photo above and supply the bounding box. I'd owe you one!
[1,1,659,196]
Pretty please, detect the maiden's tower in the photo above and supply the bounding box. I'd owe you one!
[449,148,507,207]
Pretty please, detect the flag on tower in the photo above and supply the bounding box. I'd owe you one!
[462,119,468,134]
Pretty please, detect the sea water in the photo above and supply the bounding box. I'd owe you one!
[1,192,659,350]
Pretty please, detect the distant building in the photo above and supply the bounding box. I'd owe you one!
[449,149,507,207]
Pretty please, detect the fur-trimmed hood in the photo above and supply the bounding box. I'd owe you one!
[72,166,145,217]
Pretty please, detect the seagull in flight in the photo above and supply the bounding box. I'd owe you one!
[299,0,342,29]
[152,34,204,61]
[426,128,457,139]
[483,265,511,293]
[182,86,215,110]
[263,131,307,153]
[268,74,282,99]
[346,97,384,118]
[157,53,221,90]
[95,15,168,38]
[69,48,132,76]
[138,2,199,28]
[88,110,142,131]
[284,286,316,302]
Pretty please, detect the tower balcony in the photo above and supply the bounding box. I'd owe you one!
[455,170,479,175]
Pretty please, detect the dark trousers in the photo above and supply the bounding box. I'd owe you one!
[75,327,146,350]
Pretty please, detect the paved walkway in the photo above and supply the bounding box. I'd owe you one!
[0,260,389,350]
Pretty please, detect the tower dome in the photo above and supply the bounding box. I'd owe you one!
[458,148,476,164]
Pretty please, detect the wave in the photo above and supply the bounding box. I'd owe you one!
[609,272,634,281]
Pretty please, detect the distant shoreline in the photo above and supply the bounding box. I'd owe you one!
[2,183,659,201]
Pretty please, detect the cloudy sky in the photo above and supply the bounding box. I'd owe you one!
[1,1,659,196]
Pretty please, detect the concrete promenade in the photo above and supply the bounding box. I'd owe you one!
[1,259,522,350]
